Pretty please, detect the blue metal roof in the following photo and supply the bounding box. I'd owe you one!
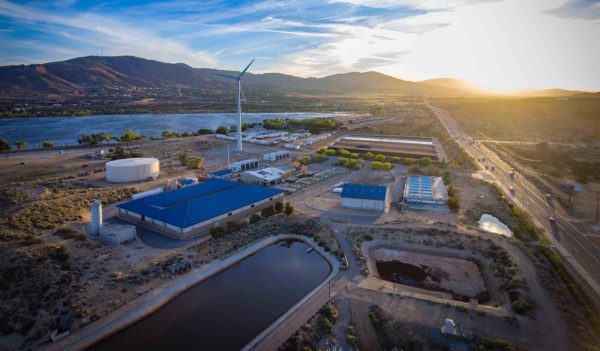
[211,169,233,177]
[118,179,283,228]
[341,183,387,200]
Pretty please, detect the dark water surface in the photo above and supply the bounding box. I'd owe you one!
[0,112,348,148]
[89,240,330,351]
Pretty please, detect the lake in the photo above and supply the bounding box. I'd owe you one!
[0,112,348,149]
[88,240,331,351]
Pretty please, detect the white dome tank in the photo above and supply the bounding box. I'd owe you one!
[106,158,160,183]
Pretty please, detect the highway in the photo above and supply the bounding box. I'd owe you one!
[428,104,600,309]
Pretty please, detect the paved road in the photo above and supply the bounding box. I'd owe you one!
[428,104,600,309]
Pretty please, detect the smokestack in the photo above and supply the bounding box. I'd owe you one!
[91,199,103,236]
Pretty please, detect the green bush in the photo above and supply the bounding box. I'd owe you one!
[374,154,386,162]
[197,128,213,135]
[391,156,402,163]
[448,196,460,212]
[349,152,359,158]
[364,152,374,159]
[226,220,244,233]
[216,126,228,135]
[249,214,261,224]
[403,157,414,165]
[42,141,54,148]
[284,203,294,215]
[274,201,284,213]
[209,226,225,239]
[261,205,275,218]
[312,153,327,163]
[372,161,392,170]
[419,157,432,166]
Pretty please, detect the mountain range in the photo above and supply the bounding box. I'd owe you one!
[0,55,591,100]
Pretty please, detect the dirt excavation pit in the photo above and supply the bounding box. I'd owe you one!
[373,248,489,303]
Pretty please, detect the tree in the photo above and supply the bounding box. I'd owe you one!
[209,226,225,239]
[178,152,189,166]
[190,157,204,170]
[249,214,262,224]
[42,141,54,148]
[14,141,26,149]
[261,205,275,218]
[419,157,432,166]
[216,125,228,135]
[78,132,111,145]
[197,128,213,135]
[284,203,294,215]
[0,138,11,157]
[262,118,286,130]
[229,125,237,133]
[447,196,460,213]
[274,201,284,213]
[120,129,141,145]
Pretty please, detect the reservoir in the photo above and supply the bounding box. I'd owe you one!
[0,112,348,148]
[89,240,331,351]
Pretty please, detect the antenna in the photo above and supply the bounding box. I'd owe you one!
[213,59,255,152]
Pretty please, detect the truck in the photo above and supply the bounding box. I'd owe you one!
[510,168,515,180]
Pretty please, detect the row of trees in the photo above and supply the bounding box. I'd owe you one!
[0,138,54,155]
[263,118,337,133]
[318,147,433,167]
[209,202,293,239]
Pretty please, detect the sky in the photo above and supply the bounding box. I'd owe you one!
[1,0,599,91]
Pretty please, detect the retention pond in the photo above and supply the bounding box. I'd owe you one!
[89,239,331,351]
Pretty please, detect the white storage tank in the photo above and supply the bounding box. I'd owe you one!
[106,158,160,183]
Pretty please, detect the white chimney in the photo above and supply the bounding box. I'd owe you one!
[91,199,103,236]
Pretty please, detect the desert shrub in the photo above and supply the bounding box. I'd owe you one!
[447,196,460,212]
[419,157,432,166]
[52,245,69,262]
[209,226,225,239]
[274,201,284,213]
[249,214,262,223]
[318,317,334,335]
[284,203,294,215]
[261,205,275,218]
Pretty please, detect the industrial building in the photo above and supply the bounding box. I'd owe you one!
[330,135,441,160]
[228,159,259,173]
[240,167,293,186]
[210,168,234,179]
[106,158,160,183]
[404,175,448,205]
[117,179,284,239]
[263,150,290,161]
[340,183,389,212]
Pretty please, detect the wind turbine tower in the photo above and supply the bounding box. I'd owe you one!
[215,59,255,152]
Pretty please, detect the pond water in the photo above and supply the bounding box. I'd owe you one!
[478,214,513,237]
[0,112,348,148]
[89,240,331,351]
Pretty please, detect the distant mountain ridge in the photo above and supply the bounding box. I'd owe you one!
[0,55,591,99]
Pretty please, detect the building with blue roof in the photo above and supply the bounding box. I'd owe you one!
[340,183,389,212]
[117,178,284,239]
[403,175,448,206]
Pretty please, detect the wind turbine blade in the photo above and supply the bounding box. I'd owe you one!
[213,73,237,80]
[237,58,255,79]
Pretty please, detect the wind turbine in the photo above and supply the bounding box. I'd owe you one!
[214,59,255,152]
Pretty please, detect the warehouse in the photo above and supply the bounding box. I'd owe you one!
[240,167,291,186]
[117,179,284,239]
[404,175,448,205]
[340,183,389,212]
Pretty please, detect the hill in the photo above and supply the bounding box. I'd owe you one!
[1,56,480,100]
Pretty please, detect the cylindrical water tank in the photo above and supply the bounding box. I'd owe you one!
[91,199,102,236]
[106,158,160,183]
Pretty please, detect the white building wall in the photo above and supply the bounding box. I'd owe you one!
[341,197,385,211]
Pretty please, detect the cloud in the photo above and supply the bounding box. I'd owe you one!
[546,0,600,20]
[327,0,496,10]
[0,0,216,66]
